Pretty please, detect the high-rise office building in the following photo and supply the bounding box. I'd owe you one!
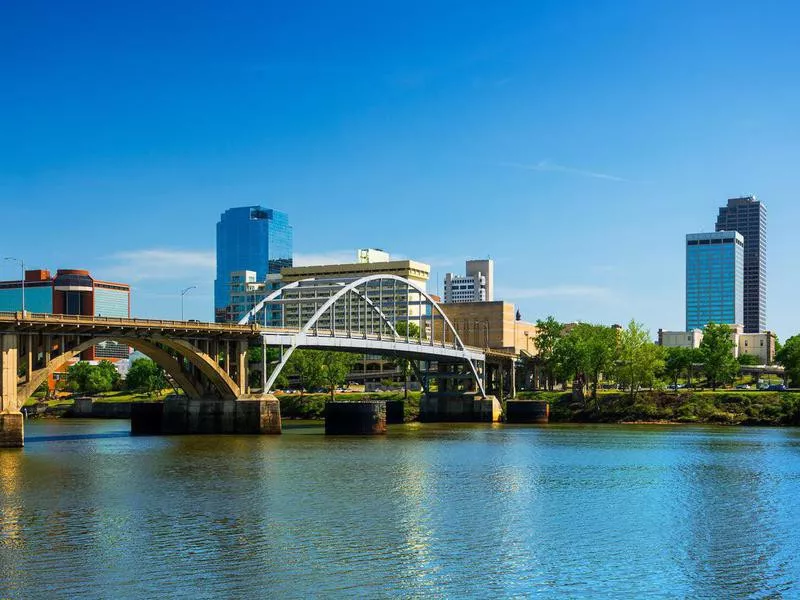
[443,259,494,303]
[685,231,744,330]
[214,206,293,322]
[715,196,766,332]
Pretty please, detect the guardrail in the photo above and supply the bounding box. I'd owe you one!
[0,311,257,332]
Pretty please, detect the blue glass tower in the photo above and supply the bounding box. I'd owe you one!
[214,207,292,321]
[685,231,744,330]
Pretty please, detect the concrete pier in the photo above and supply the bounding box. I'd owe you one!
[131,395,282,435]
[0,411,24,448]
[385,400,405,424]
[419,393,502,423]
[325,400,386,435]
[505,400,550,424]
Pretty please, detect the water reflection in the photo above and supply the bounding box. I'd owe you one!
[675,429,794,597]
[1,421,799,598]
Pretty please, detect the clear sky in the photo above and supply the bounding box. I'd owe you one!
[2,1,799,337]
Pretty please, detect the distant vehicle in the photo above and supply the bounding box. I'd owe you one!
[736,384,751,390]
[767,384,787,391]
[667,384,685,390]
[187,319,200,323]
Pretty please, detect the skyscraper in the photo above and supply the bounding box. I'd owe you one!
[214,207,292,321]
[685,231,744,330]
[715,196,766,332]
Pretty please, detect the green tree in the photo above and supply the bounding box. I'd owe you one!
[577,323,619,401]
[737,353,761,366]
[319,351,359,401]
[97,360,121,390]
[664,347,694,389]
[85,367,114,394]
[552,329,585,401]
[535,316,564,390]
[700,323,739,390]
[616,320,664,400]
[66,361,94,394]
[126,358,168,397]
[286,350,324,396]
[776,335,800,388]
[395,321,422,340]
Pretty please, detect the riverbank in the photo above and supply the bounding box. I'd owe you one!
[517,390,800,426]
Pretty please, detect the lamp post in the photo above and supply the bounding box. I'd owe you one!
[180,286,196,321]
[4,257,24,317]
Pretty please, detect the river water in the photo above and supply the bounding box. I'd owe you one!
[1,420,799,598]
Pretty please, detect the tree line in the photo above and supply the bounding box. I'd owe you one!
[534,318,787,400]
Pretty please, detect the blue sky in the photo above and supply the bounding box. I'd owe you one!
[2,1,800,337]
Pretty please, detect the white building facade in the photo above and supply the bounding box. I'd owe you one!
[443,259,494,304]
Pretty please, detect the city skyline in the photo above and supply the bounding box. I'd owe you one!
[3,2,800,337]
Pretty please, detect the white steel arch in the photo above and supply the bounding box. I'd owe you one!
[238,274,486,396]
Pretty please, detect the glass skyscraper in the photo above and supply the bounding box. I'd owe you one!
[715,196,766,333]
[214,207,293,321]
[685,231,744,330]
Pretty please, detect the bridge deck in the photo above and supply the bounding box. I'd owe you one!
[0,312,486,362]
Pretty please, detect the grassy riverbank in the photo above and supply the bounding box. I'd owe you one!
[516,390,800,426]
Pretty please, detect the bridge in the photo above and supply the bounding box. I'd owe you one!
[0,274,496,446]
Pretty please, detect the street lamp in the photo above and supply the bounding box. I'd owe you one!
[180,286,196,321]
[4,257,24,317]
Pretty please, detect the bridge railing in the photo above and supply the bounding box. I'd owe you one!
[0,311,257,332]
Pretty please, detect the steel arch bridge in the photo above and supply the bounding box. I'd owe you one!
[238,274,487,396]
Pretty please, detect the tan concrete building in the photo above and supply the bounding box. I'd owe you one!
[658,326,777,363]
[438,301,538,354]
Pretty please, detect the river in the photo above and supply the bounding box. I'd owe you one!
[1,419,799,598]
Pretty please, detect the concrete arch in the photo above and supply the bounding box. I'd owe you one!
[153,337,241,400]
[17,337,216,403]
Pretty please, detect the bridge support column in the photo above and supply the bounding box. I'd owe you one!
[1,334,19,413]
[420,392,501,423]
[0,334,23,448]
[325,400,386,435]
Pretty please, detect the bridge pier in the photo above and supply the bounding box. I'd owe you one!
[0,333,23,448]
[325,400,386,434]
[419,392,501,423]
[0,412,24,448]
[131,395,282,436]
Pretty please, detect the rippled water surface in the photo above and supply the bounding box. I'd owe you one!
[2,420,800,598]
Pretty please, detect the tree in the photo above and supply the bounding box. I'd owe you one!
[700,323,739,390]
[319,351,359,401]
[286,350,323,396]
[576,323,619,401]
[66,361,119,395]
[737,353,761,366]
[664,347,693,389]
[776,335,800,388]
[126,358,168,397]
[97,360,121,390]
[535,316,564,390]
[395,320,422,340]
[616,320,664,400]
[552,329,585,401]
[66,361,94,393]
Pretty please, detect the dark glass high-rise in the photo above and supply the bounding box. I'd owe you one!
[214,207,293,322]
[715,196,766,333]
